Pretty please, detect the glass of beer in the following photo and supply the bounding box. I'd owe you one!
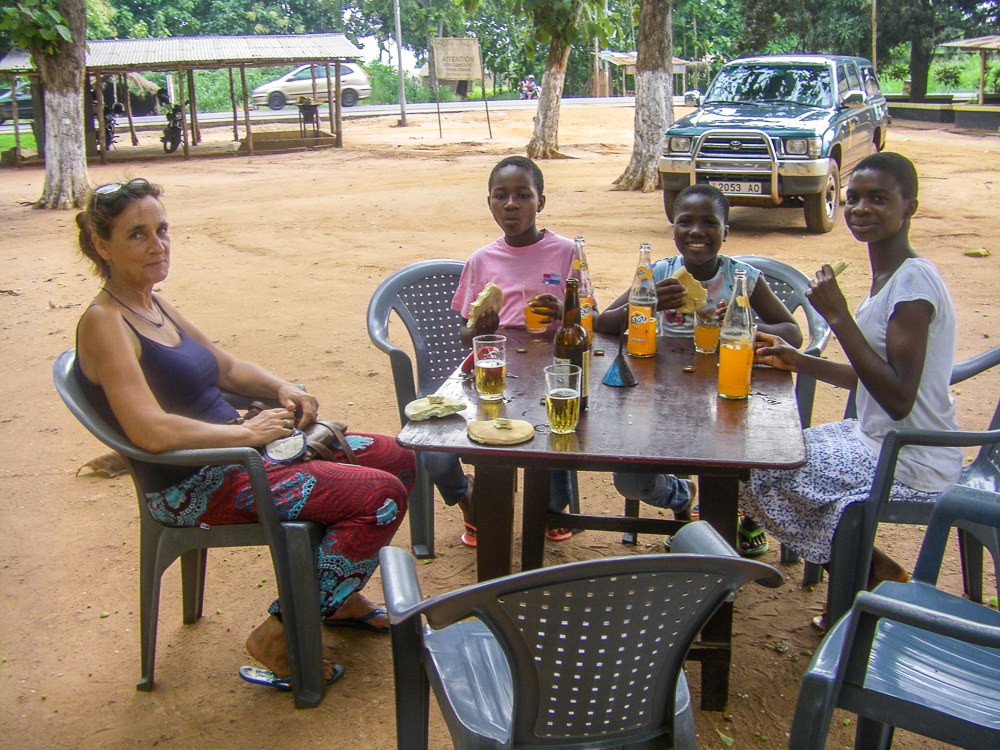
[717,333,754,399]
[473,334,506,401]
[544,363,582,434]
[693,305,720,354]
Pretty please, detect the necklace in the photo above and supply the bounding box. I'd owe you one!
[101,287,165,327]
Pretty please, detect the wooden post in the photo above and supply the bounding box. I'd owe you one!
[334,60,342,148]
[228,67,239,142]
[311,63,318,100]
[186,69,200,145]
[122,73,138,146]
[325,62,335,136]
[9,74,21,167]
[481,69,492,138]
[240,65,253,156]
[178,68,189,159]
[980,49,986,106]
[95,73,107,165]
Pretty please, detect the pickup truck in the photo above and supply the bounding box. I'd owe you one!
[659,55,889,233]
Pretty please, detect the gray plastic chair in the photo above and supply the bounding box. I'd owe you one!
[367,259,471,559]
[807,343,1000,608]
[380,521,783,750]
[53,349,327,709]
[789,486,1000,750]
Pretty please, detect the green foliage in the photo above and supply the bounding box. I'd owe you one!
[883,63,910,82]
[87,0,119,39]
[186,67,290,111]
[934,62,963,91]
[0,0,72,55]
[365,60,444,104]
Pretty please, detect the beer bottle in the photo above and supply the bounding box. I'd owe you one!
[627,243,657,357]
[569,236,595,342]
[718,269,755,400]
[555,277,590,409]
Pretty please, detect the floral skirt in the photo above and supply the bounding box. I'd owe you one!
[738,420,933,564]
[145,433,415,618]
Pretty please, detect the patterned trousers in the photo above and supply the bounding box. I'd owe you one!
[146,433,415,618]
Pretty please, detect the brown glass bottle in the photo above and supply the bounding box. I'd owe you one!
[554,278,590,409]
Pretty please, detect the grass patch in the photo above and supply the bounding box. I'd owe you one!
[0,132,37,153]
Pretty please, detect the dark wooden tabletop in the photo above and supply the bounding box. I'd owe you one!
[397,329,806,474]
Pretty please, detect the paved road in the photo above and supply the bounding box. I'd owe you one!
[1,95,692,135]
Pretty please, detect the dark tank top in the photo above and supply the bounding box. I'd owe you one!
[73,302,239,493]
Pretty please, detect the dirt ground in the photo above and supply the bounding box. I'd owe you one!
[1,105,998,750]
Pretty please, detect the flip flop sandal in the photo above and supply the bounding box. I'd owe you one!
[323,608,389,634]
[663,535,674,551]
[545,527,573,542]
[461,521,477,548]
[239,664,343,691]
[737,518,769,557]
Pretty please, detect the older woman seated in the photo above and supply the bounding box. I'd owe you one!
[73,178,415,687]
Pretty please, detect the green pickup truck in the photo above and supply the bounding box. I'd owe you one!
[659,55,889,233]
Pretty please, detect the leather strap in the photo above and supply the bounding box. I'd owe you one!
[306,420,358,465]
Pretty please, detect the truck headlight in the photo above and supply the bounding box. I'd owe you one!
[785,137,822,157]
[668,136,692,153]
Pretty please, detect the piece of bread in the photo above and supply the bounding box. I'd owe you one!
[467,283,504,328]
[467,418,534,445]
[671,266,708,314]
[404,394,467,421]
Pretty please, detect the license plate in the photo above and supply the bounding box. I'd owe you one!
[710,181,763,195]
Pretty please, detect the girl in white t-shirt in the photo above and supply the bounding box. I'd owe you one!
[741,153,961,609]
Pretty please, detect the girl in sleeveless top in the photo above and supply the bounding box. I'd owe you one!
[73,179,415,689]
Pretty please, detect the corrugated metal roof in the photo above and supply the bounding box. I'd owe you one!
[0,33,361,74]
[940,35,1000,51]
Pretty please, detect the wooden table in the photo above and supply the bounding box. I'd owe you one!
[397,328,805,710]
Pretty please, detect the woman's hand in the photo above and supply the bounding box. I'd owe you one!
[243,407,296,446]
[528,293,562,324]
[805,265,851,327]
[278,385,319,429]
[753,331,800,372]
[654,278,686,312]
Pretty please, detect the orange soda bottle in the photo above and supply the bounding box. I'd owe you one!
[569,236,595,342]
[627,243,657,357]
[718,269,754,399]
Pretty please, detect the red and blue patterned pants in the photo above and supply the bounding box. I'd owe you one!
[146,433,415,618]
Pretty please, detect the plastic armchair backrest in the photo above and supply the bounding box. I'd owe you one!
[734,256,831,357]
[384,522,782,748]
[366,259,467,426]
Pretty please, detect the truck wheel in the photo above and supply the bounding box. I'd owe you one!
[804,164,840,233]
[663,189,679,223]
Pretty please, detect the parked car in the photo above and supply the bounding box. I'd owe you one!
[251,63,371,110]
[0,81,33,124]
[659,55,888,233]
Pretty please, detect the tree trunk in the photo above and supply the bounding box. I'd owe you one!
[32,0,88,209]
[614,0,674,191]
[908,36,932,103]
[526,35,573,159]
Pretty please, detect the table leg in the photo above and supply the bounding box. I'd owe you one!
[694,472,740,712]
[472,463,516,582]
[520,468,551,572]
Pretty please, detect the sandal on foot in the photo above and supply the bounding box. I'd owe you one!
[323,608,389,634]
[663,535,674,551]
[239,664,343,690]
[461,521,477,548]
[545,527,573,542]
[737,517,769,557]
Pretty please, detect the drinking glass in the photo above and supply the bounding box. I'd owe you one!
[473,334,506,401]
[693,305,720,354]
[544,363,582,434]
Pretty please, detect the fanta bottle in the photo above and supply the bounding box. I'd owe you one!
[718,269,754,399]
[569,236,595,342]
[627,243,657,357]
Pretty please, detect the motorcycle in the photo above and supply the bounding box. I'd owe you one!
[96,101,124,151]
[161,104,183,153]
[519,79,541,100]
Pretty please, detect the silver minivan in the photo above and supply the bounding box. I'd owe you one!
[252,63,371,109]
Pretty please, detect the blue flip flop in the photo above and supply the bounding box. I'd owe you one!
[239,664,343,690]
[323,608,390,634]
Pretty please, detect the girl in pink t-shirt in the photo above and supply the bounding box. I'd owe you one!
[428,156,593,545]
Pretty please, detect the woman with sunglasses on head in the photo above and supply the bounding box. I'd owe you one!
[73,179,415,690]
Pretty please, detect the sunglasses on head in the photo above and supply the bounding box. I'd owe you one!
[94,178,149,196]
